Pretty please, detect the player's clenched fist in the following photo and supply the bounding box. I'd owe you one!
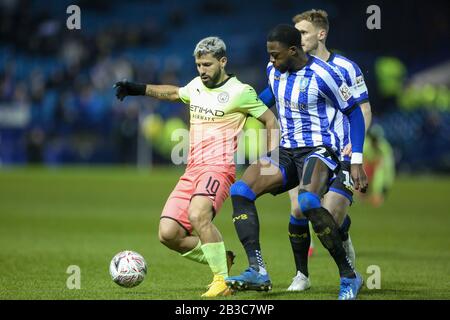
[113,80,146,101]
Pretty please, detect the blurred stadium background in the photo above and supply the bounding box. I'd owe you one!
[1,0,449,300]
[0,0,449,171]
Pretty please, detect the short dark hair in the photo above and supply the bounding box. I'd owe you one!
[267,24,301,48]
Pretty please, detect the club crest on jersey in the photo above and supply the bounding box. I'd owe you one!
[218,92,229,103]
[299,78,309,92]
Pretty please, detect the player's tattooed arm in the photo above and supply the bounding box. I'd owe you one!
[114,80,180,102]
[145,85,180,102]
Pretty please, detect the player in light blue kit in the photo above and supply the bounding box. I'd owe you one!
[226,24,368,300]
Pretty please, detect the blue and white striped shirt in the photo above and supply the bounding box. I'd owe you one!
[326,53,370,161]
[328,53,369,105]
[266,55,357,154]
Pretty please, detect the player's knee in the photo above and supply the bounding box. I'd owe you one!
[325,203,345,223]
[323,196,350,225]
[298,190,321,214]
[230,180,256,201]
[187,210,201,227]
[158,235,171,248]
[291,206,305,219]
[158,226,178,248]
[333,207,348,225]
[187,206,210,229]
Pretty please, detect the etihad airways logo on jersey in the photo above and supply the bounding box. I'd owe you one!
[190,104,225,121]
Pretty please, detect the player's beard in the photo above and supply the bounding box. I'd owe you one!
[275,63,289,73]
[201,70,221,88]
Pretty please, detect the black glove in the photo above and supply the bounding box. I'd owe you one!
[113,80,146,101]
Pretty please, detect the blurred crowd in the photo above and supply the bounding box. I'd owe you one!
[0,0,449,171]
[0,0,189,164]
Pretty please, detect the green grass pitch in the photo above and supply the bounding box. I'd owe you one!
[0,167,449,300]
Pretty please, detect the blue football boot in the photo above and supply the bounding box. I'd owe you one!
[338,272,363,300]
[225,267,272,292]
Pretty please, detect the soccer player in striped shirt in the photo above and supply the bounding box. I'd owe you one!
[226,24,368,300]
[114,37,278,297]
[282,9,373,292]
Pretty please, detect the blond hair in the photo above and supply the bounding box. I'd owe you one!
[193,36,226,59]
[292,9,329,33]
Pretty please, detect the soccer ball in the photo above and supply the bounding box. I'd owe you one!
[109,250,147,288]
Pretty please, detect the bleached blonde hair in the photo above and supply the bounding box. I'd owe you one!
[193,36,226,59]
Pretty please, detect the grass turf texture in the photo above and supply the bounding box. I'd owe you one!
[0,167,449,300]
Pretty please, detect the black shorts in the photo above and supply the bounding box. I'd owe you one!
[329,160,354,203]
[261,145,341,196]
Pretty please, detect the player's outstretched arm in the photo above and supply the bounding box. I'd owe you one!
[114,80,180,102]
[145,84,180,101]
